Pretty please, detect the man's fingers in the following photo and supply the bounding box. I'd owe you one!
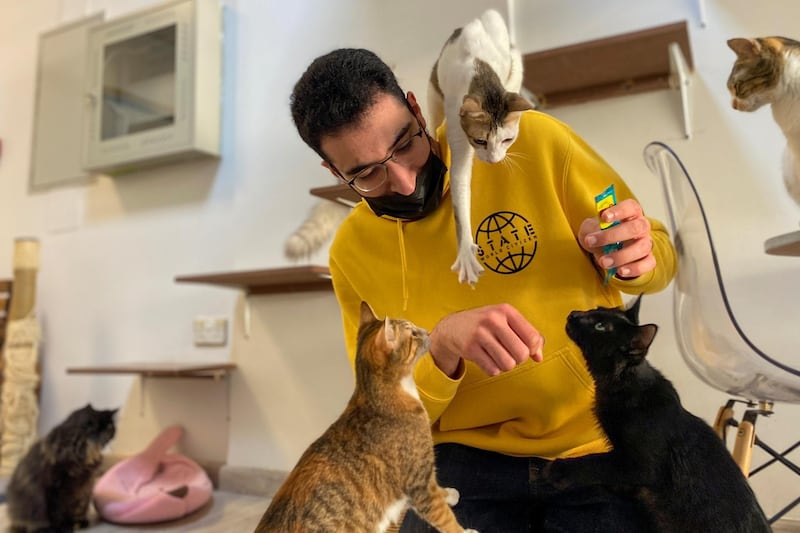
[504,306,545,360]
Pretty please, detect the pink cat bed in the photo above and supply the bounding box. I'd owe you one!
[93,425,213,524]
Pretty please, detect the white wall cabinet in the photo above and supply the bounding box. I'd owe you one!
[82,0,223,175]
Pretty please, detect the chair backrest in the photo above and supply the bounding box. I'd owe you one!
[0,279,11,348]
[643,141,800,403]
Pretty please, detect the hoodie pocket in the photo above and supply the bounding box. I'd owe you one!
[438,344,595,434]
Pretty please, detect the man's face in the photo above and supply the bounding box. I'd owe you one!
[321,93,429,198]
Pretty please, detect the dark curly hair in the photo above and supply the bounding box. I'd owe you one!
[290,48,407,160]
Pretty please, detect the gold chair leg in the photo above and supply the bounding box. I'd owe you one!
[732,419,756,478]
[713,401,736,443]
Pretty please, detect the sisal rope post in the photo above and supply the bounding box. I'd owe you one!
[0,238,41,477]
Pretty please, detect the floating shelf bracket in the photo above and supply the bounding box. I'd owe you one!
[698,0,707,28]
[668,41,692,140]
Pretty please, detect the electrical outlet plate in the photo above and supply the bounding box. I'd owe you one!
[193,316,228,346]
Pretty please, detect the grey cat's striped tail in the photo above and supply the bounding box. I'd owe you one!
[284,199,351,261]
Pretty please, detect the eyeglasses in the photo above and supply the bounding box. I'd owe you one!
[339,125,428,193]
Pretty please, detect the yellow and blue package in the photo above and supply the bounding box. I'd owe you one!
[594,184,623,284]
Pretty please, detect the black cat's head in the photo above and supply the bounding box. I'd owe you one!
[565,296,658,379]
[67,404,118,447]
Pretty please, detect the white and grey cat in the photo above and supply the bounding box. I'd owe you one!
[428,9,533,285]
[727,36,800,206]
[284,199,351,261]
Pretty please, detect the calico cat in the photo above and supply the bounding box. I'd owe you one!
[6,404,118,532]
[255,302,478,533]
[544,297,771,533]
[284,199,351,261]
[428,9,533,285]
[727,36,800,206]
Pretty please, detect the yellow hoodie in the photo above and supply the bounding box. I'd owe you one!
[329,110,676,459]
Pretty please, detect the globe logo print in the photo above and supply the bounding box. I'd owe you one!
[475,211,538,275]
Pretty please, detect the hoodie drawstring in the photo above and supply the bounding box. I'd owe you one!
[396,219,409,312]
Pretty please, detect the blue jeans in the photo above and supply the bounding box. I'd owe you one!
[399,443,651,533]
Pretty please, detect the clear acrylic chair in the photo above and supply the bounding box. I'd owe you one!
[643,141,800,524]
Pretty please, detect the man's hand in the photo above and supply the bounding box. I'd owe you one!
[429,304,544,378]
[578,198,656,279]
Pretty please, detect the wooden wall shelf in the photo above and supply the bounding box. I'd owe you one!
[67,361,236,379]
[522,21,693,109]
[175,265,332,295]
[309,184,361,208]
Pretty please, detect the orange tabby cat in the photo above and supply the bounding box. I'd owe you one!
[254,302,478,533]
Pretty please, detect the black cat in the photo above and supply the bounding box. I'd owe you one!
[6,403,118,533]
[544,296,771,533]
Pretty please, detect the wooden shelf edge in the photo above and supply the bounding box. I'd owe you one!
[764,230,800,257]
[522,20,693,109]
[174,265,333,294]
[309,184,361,208]
[67,361,237,379]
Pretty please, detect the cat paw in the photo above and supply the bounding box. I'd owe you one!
[463,529,480,533]
[443,487,460,506]
[542,459,573,490]
[451,245,484,285]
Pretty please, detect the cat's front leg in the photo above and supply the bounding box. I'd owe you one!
[782,147,800,206]
[451,242,483,286]
[448,139,483,285]
[444,486,460,506]
[408,480,479,533]
[442,488,479,533]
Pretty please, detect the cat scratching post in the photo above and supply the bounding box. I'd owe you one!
[0,238,41,477]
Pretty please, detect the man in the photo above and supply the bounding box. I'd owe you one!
[290,48,676,532]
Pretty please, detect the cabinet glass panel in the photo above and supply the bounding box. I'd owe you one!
[101,25,176,140]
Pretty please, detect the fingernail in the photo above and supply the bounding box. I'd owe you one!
[601,257,614,268]
[586,235,597,246]
[619,267,630,277]
[604,211,615,222]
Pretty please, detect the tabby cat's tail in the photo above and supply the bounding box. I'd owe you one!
[284,199,351,261]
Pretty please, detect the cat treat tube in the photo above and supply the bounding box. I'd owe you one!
[0,238,42,477]
[595,185,623,285]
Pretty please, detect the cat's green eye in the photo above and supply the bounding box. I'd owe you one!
[594,322,608,332]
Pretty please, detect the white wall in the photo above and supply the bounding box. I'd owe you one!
[1,0,799,520]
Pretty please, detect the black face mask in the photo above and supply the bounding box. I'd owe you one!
[364,150,447,221]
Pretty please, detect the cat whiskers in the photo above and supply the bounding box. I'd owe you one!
[503,150,530,174]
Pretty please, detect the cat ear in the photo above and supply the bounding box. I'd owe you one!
[624,295,643,324]
[727,38,760,58]
[359,301,379,327]
[505,92,534,113]
[632,324,658,355]
[460,96,485,117]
